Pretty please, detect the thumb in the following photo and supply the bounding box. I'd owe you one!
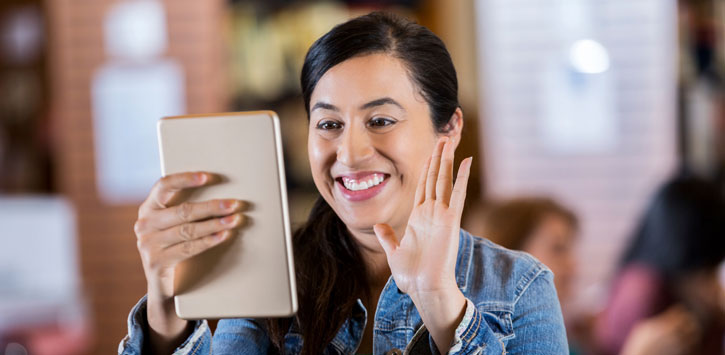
[373,223,398,256]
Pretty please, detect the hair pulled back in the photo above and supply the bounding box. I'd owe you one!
[268,12,460,354]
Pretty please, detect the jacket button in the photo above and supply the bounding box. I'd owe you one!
[385,349,403,355]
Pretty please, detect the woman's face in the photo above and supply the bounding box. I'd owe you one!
[523,214,577,302]
[308,53,459,240]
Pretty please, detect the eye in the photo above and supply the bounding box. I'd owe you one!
[316,120,342,130]
[368,117,396,127]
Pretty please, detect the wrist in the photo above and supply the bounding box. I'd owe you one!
[410,286,466,327]
[409,286,465,317]
[408,280,461,305]
[146,289,186,332]
[409,286,466,353]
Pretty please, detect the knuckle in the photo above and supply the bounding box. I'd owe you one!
[133,218,150,236]
[150,180,162,193]
[203,235,218,248]
[136,232,156,248]
[176,202,193,222]
[146,256,161,271]
[137,204,146,219]
[179,223,195,241]
[157,176,171,191]
[160,175,173,185]
[136,234,148,249]
[180,241,195,257]
[138,247,156,268]
[211,199,225,212]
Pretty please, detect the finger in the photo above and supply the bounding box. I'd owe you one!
[414,156,432,205]
[139,172,215,215]
[435,137,456,205]
[157,213,244,248]
[373,223,398,256]
[144,199,245,231]
[160,230,234,265]
[425,137,448,200]
[449,157,472,218]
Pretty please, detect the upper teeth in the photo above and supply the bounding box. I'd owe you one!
[342,174,385,191]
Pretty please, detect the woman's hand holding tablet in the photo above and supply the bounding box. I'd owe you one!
[134,171,245,353]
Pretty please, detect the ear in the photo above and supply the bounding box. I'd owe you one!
[442,107,464,149]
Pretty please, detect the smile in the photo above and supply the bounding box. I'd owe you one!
[341,173,385,191]
[334,172,390,201]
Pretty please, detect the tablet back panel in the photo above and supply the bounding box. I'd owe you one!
[157,111,297,319]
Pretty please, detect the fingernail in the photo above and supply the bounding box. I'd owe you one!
[214,231,228,241]
[221,200,240,210]
[221,214,240,225]
[463,157,473,170]
[196,173,207,184]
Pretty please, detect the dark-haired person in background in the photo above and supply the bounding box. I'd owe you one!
[594,174,725,355]
[119,12,567,354]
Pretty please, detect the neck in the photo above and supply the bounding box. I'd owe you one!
[348,227,394,290]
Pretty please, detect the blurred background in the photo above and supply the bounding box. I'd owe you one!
[0,0,723,354]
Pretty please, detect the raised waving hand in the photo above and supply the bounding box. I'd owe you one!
[374,136,472,352]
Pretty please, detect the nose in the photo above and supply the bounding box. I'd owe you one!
[337,125,374,167]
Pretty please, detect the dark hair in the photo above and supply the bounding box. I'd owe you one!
[301,11,459,133]
[268,11,460,354]
[482,197,578,250]
[621,174,725,277]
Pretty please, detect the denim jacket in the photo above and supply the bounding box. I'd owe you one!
[119,229,568,354]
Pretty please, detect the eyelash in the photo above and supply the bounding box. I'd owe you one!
[368,117,396,127]
[316,121,342,130]
[315,117,396,131]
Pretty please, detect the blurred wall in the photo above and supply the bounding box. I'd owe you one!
[474,0,680,313]
[46,0,228,352]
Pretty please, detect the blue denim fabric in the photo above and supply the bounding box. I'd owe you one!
[119,229,568,354]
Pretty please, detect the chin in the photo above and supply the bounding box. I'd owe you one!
[338,205,392,231]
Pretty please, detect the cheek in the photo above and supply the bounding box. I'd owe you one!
[307,136,335,184]
[385,133,433,181]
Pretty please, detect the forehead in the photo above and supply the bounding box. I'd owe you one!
[310,53,425,109]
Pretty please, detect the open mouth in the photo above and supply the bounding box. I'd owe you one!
[334,172,390,201]
[337,173,387,191]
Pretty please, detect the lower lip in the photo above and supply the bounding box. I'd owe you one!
[336,177,389,202]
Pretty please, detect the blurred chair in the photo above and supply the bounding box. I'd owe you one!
[0,197,90,355]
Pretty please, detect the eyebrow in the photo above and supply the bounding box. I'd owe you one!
[311,102,339,112]
[360,97,404,110]
[310,97,404,113]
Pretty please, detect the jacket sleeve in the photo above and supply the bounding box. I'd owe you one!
[405,298,505,355]
[117,295,272,355]
[117,295,212,355]
[211,317,273,354]
[502,269,568,354]
[441,270,568,354]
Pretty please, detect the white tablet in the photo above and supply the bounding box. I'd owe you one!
[157,111,297,319]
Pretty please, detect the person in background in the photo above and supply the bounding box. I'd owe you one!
[595,174,725,355]
[470,197,587,354]
[477,197,578,304]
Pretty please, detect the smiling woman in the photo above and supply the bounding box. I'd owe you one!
[118,11,568,355]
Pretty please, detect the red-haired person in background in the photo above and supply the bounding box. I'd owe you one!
[467,197,586,354]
